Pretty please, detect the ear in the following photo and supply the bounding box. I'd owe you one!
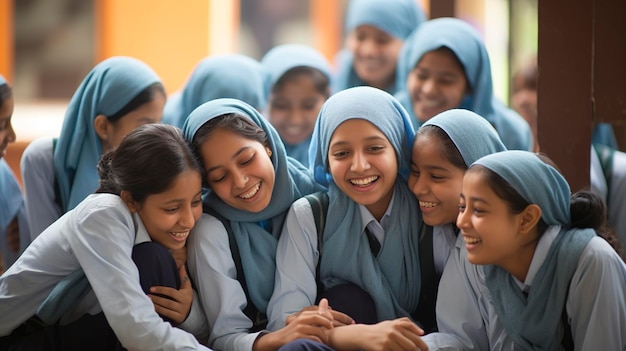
[519,204,542,234]
[120,190,138,213]
[93,114,110,142]
[265,146,273,158]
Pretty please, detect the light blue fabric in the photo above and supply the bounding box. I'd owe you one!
[309,86,422,320]
[592,122,618,149]
[53,56,161,212]
[333,0,426,94]
[162,54,267,129]
[261,44,332,166]
[421,109,507,167]
[0,159,30,270]
[0,74,6,86]
[182,98,324,313]
[473,150,596,350]
[395,18,533,151]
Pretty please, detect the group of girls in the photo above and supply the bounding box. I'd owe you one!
[1,0,625,350]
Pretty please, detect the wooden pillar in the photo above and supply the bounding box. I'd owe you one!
[0,0,13,81]
[429,0,455,18]
[537,0,592,192]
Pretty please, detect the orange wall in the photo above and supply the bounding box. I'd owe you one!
[0,0,13,81]
[95,0,212,94]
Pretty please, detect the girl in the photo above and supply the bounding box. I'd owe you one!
[0,124,211,350]
[162,54,267,129]
[395,17,533,151]
[408,108,506,337]
[182,98,333,351]
[332,0,426,94]
[457,150,626,350]
[21,56,166,238]
[261,44,332,167]
[268,86,429,351]
[0,75,30,272]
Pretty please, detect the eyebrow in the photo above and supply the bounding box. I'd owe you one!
[206,146,252,173]
[330,135,387,148]
[162,190,203,204]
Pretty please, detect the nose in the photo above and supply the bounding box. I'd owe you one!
[350,151,370,172]
[422,78,437,95]
[357,38,377,57]
[456,205,470,229]
[409,173,427,197]
[179,204,196,229]
[232,169,248,189]
[5,123,16,144]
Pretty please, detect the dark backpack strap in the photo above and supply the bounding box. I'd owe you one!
[413,224,439,333]
[303,191,329,301]
[204,207,267,331]
[51,137,63,210]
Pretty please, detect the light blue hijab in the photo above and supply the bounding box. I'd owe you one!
[0,157,31,269]
[309,86,422,321]
[261,44,332,166]
[53,56,161,212]
[472,150,596,350]
[182,98,323,312]
[420,109,507,167]
[162,54,267,129]
[332,0,426,94]
[395,18,533,151]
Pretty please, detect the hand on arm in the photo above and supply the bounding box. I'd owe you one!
[327,317,428,351]
[285,299,355,328]
[149,264,193,325]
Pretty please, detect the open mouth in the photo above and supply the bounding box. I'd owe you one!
[170,231,189,242]
[238,182,261,199]
[350,175,379,187]
[419,200,438,208]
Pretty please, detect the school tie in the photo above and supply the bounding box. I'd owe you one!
[365,227,381,256]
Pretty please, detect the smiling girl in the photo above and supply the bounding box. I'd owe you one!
[0,124,210,350]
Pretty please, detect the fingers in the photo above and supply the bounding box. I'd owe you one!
[178,264,190,289]
[329,310,355,327]
[318,298,329,315]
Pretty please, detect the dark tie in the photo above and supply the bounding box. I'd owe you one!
[365,227,381,256]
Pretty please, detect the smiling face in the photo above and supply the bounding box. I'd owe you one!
[127,168,203,251]
[0,94,16,159]
[408,133,465,226]
[268,73,327,145]
[200,127,275,213]
[328,119,397,220]
[407,48,469,122]
[347,25,404,90]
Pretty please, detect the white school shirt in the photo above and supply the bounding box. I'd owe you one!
[433,224,457,276]
[186,213,265,351]
[0,194,211,351]
[20,137,62,239]
[424,226,626,350]
[590,145,626,244]
[266,193,394,331]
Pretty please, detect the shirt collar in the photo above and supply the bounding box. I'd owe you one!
[132,212,152,245]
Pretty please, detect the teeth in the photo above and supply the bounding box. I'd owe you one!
[420,201,437,208]
[239,183,260,199]
[171,231,189,238]
[350,176,378,186]
[464,236,481,245]
[421,99,441,108]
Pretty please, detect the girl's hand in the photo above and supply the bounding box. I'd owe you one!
[148,264,193,325]
[285,300,355,327]
[360,317,427,351]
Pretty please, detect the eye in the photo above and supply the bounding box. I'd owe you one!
[241,154,255,166]
[331,150,349,158]
[458,204,466,213]
[191,198,202,207]
[210,173,227,183]
[164,207,179,214]
[367,145,385,153]
[410,166,420,176]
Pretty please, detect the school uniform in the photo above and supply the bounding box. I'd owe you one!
[394,18,533,151]
[182,98,324,351]
[332,0,426,94]
[0,159,30,270]
[20,57,162,238]
[261,44,332,167]
[0,194,210,350]
[162,54,267,129]
[590,144,626,243]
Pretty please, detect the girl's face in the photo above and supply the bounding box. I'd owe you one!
[347,25,404,90]
[407,49,468,122]
[129,168,203,251]
[200,128,275,213]
[0,95,16,159]
[268,74,326,145]
[457,169,535,279]
[328,119,397,220]
[408,134,465,226]
[99,92,166,151]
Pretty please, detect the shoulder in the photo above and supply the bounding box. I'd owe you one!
[188,212,230,247]
[576,236,625,273]
[22,137,54,163]
[72,194,132,221]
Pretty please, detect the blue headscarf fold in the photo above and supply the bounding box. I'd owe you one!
[395,18,532,150]
[162,54,267,129]
[473,150,596,350]
[182,98,323,312]
[421,109,506,167]
[261,44,332,166]
[310,86,422,320]
[53,56,161,212]
[0,159,30,270]
[333,0,426,94]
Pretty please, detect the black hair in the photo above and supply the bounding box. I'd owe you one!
[512,55,538,93]
[106,82,165,123]
[97,123,201,203]
[416,125,466,170]
[272,66,331,99]
[0,82,12,108]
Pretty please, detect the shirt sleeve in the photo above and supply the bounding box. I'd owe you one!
[20,137,62,240]
[607,150,626,241]
[266,198,319,331]
[186,213,262,351]
[179,289,210,342]
[68,200,211,351]
[568,236,626,351]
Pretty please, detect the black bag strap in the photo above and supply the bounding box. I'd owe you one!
[413,224,439,333]
[303,191,329,300]
[51,137,63,210]
[204,207,267,332]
